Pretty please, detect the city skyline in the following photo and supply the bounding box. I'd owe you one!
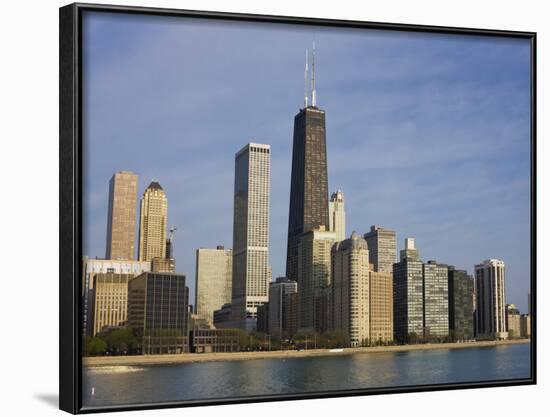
[82,12,531,312]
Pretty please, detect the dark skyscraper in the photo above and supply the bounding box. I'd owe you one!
[286,45,330,281]
[448,266,474,340]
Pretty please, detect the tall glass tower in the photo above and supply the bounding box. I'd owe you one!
[286,45,330,281]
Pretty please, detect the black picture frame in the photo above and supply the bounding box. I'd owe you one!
[59,2,537,414]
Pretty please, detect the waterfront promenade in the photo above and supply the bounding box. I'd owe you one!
[83,339,529,367]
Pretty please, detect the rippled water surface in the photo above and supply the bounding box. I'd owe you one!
[83,343,531,408]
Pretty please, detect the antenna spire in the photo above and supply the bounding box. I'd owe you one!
[304,49,309,108]
[311,41,317,107]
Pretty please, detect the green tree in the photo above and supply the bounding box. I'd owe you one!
[320,330,347,348]
[407,332,419,344]
[104,327,138,354]
[84,336,107,356]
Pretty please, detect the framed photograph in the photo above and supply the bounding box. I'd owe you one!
[59,2,536,414]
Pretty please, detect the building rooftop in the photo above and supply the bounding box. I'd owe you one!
[146,180,163,191]
[337,231,368,251]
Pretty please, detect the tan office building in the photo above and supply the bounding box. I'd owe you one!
[91,272,134,336]
[138,181,168,262]
[106,171,138,260]
[195,246,233,325]
[369,270,393,343]
[332,232,370,347]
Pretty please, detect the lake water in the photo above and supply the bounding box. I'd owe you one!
[83,343,531,408]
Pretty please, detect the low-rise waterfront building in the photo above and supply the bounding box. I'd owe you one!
[90,272,134,336]
[82,257,150,336]
[128,272,189,354]
[506,304,521,339]
[189,328,240,353]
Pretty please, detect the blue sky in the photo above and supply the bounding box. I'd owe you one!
[82,12,531,312]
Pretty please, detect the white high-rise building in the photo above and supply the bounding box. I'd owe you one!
[232,143,271,331]
[329,190,346,242]
[475,259,508,340]
[195,246,233,325]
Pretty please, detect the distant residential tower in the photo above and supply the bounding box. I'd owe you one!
[474,259,507,340]
[364,225,397,273]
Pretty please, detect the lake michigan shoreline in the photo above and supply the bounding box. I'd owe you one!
[83,338,530,367]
